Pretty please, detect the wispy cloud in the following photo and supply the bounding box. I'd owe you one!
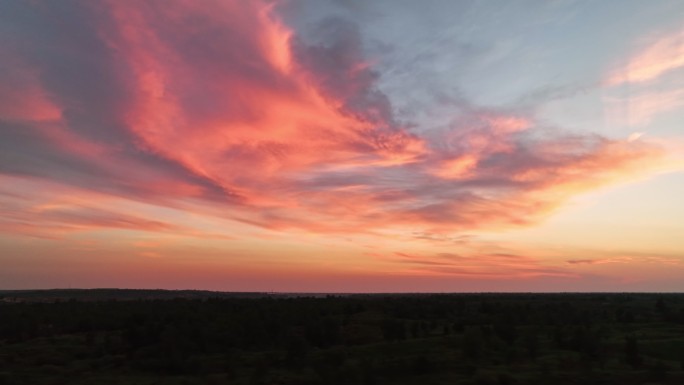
[607,28,684,85]
[567,255,682,266]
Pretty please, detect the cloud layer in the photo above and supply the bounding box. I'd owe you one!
[0,0,676,240]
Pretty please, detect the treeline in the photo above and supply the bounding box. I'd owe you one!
[1,293,684,384]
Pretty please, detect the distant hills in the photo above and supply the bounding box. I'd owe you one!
[0,288,285,302]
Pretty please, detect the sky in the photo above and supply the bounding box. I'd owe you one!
[1,0,683,292]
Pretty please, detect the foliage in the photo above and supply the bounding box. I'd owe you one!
[0,292,683,384]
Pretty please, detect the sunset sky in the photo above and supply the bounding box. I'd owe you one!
[1,0,684,292]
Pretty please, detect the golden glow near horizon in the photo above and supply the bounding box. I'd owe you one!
[1,0,683,291]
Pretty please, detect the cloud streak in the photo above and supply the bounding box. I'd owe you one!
[377,251,578,280]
